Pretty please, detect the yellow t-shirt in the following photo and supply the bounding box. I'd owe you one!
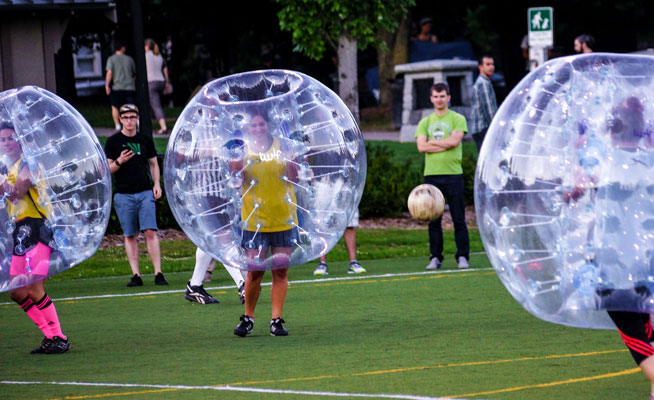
[6,158,48,220]
[240,138,297,232]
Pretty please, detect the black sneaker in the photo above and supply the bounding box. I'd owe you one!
[154,273,168,286]
[45,336,70,354]
[30,337,52,354]
[238,283,245,304]
[126,274,143,287]
[270,317,288,336]
[185,281,219,304]
[234,315,254,337]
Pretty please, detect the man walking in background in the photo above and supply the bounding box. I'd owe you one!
[105,41,136,131]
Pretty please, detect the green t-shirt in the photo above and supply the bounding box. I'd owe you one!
[106,53,136,91]
[414,110,467,176]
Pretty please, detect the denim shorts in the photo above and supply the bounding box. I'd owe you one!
[114,190,158,237]
[241,228,299,249]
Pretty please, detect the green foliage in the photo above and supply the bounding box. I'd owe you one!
[276,0,414,60]
[463,5,499,55]
[461,152,477,205]
[360,141,478,219]
[360,143,422,218]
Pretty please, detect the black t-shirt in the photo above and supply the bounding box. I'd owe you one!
[104,130,157,194]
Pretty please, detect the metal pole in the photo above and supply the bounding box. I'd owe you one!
[130,0,152,137]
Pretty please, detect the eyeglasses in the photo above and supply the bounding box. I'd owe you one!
[121,115,138,120]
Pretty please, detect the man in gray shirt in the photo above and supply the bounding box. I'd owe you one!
[105,41,136,131]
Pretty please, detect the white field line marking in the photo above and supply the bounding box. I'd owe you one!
[0,380,468,400]
[0,268,494,306]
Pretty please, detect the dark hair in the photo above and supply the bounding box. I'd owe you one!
[0,121,15,131]
[420,17,433,26]
[431,83,450,95]
[478,55,493,65]
[247,107,270,123]
[609,96,644,146]
[575,34,595,49]
[114,40,125,52]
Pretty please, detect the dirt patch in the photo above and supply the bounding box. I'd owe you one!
[100,206,477,249]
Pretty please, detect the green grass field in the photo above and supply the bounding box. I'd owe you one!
[0,228,647,399]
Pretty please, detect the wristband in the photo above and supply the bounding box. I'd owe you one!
[115,159,121,167]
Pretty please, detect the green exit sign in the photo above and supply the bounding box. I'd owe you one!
[528,7,554,47]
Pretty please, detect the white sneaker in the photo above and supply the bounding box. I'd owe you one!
[347,261,366,274]
[313,262,329,276]
[458,256,469,269]
[426,258,441,270]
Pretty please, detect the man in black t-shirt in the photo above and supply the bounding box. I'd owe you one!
[104,104,168,287]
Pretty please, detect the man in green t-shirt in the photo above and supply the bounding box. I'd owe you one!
[415,82,470,270]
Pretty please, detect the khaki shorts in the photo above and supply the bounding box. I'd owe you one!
[348,209,359,228]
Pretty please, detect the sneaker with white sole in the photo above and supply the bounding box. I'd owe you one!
[347,261,366,274]
[313,261,329,276]
[426,258,442,270]
[458,256,469,269]
[185,281,219,304]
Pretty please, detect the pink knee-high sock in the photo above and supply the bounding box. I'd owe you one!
[19,296,52,339]
[35,294,66,339]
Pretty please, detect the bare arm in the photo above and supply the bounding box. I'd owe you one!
[105,70,112,95]
[4,164,32,203]
[149,156,161,199]
[416,130,465,153]
[163,66,170,87]
[107,149,134,174]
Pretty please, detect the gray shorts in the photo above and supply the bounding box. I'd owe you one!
[114,190,158,237]
[241,228,299,249]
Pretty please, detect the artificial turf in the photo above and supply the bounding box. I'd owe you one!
[0,251,646,399]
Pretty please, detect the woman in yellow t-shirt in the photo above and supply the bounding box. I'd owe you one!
[231,109,299,337]
[0,122,69,353]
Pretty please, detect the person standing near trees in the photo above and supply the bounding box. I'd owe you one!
[415,83,470,271]
[144,38,171,135]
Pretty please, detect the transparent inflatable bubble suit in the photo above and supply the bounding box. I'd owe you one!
[0,86,112,292]
[476,54,654,329]
[164,70,366,271]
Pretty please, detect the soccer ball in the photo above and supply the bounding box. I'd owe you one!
[407,184,445,221]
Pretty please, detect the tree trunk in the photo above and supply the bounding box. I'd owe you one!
[338,34,360,124]
[377,17,410,107]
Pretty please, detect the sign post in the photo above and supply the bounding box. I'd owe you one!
[528,7,554,71]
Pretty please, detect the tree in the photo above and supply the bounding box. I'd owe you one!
[376,16,411,108]
[277,0,414,123]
